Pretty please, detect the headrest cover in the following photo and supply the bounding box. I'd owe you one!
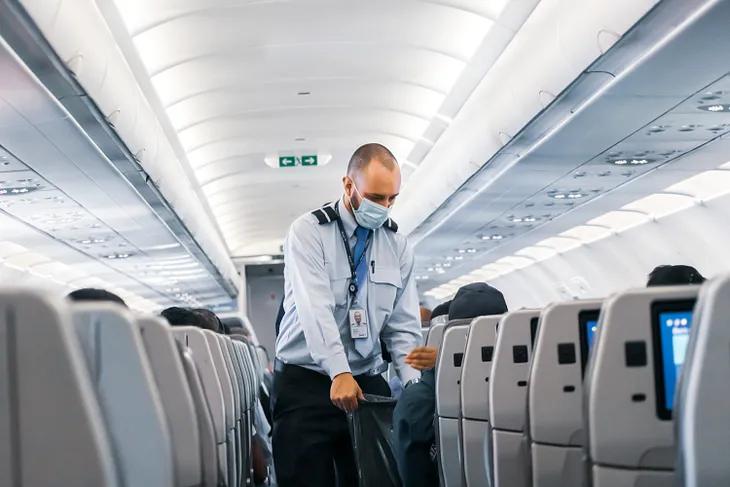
[448,283,508,320]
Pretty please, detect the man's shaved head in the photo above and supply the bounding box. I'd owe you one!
[343,143,401,213]
[346,143,398,177]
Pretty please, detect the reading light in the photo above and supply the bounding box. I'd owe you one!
[455,256,464,261]
[467,249,477,253]
[443,263,451,268]
[698,104,730,112]
[446,256,454,261]
[0,186,41,196]
[104,253,131,260]
[457,249,467,253]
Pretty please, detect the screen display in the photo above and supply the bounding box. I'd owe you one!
[657,310,693,412]
[530,317,539,347]
[585,321,598,349]
[578,310,600,375]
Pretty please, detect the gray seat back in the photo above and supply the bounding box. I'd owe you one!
[489,309,541,487]
[178,341,218,487]
[216,334,242,487]
[585,286,698,487]
[528,300,602,487]
[172,327,228,486]
[436,319,471,487]
[137,317,202,487]
[426,320,447,349]
[677,276,730,486]
[460,315,501,487]
[0,290,118,487]
[72,304,173,487]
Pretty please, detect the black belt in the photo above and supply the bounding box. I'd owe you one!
[275,359,388,377]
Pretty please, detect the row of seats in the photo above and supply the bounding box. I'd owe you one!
[430,282,707,487]
[0,290,265,487]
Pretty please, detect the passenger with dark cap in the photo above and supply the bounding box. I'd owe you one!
[647,265,705,287]
[392,282,508,487]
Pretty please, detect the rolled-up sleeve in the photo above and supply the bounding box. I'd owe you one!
[285,218,351,379]
[380,238,422,384]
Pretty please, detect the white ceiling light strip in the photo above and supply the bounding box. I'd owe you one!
[0,240,160,313]
[426,163,730,300]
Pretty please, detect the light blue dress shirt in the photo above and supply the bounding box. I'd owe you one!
[276,196,422,384]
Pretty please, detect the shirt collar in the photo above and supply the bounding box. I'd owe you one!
[339,195,358,238]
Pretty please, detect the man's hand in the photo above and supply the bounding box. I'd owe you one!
[331,373,364,412]
[405,346,438,370]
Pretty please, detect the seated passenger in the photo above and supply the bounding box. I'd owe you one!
[392,283,508,487]
[67,288,127,307]
[647,265,706,287]
[192,308,224,334]
[420,306,433,326]
[160,307,207,329]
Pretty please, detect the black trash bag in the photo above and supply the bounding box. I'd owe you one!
[347,394,402,487]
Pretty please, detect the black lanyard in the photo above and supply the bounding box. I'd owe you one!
[334,201,372,297]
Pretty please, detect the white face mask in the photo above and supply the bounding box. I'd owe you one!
[350,184,390,230]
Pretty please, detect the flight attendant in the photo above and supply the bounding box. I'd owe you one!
[273,143,423,487]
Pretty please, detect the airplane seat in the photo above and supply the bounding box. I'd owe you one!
[216,335,243,486]
[584,286,698,487]
[203,330,238,487]
[172,327,229,487]
[421,326,429,344]
[72,303,174,487]
[435,319,471,487]
[527,300,602,487]
[460,315,501,487]
[0,290,119,487]
[675,276,730,486]
[231,336,257,485]
[425,316,448,348]
[489,309,541,487]
[177,340,219,487]
[218,335,248,485]
[137,316,203,487]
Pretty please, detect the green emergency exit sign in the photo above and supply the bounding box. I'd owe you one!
[301,155,318,166]
[278,155,318,167]
[279,156,296,167]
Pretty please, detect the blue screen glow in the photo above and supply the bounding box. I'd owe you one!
[658,310,693,411]
[586,320,598,349]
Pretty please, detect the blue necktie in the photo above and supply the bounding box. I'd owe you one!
[353,226,373,357]
[353,226,370,296]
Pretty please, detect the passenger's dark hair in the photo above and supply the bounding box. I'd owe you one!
[647,265,706,287]
[347,143,397,176]
[161,307,205,328]
[193,308,223,333]
[67,288,127,307]
[431,301,451,320]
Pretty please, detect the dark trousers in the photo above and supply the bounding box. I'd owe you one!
[272,365,391,487]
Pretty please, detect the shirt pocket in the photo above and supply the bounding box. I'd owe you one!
[325,261,351,310]
[369,267,402,320]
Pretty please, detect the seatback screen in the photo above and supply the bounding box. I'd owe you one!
[530,317,539,347]
[651,300,696,420]
[585,321,598,348]
[578,310,600,375]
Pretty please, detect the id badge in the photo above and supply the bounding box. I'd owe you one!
[349,306,369,339]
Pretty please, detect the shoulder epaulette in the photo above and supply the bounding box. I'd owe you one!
[311,203,339,224]
[384,217,398,232]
